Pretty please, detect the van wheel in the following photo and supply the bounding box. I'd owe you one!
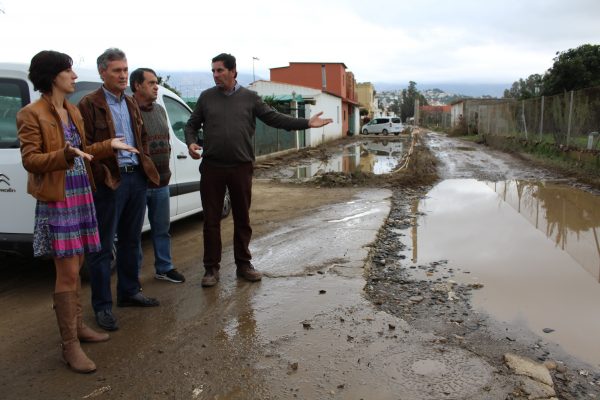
[199,189,232,220]
[362,129,368,135]
[222,189,231,218]
[382,129,388,135]
[80,241,117,281]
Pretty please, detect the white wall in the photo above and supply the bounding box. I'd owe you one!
[351,105,360,135]
[451,102,465,126]
[249,80,322,97]
[305,94,342,147]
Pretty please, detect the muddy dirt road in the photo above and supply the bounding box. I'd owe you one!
[1,133,599,399]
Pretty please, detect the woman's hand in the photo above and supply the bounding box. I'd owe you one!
[110,137,139,154]
[65,143,93,161]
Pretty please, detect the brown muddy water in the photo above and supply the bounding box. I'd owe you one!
[400,179,600,367]
[291,140,406,179]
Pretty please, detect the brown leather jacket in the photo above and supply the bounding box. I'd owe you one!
[77,87,159,189]
[17,95,114,202]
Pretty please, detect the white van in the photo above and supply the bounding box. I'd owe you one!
[0,63,230,257]
[361,116,403,135]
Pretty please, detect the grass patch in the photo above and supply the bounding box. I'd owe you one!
[481,134,600,188]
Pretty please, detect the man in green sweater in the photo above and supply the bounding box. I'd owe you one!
[184,53,332,287]
[131,68,186,284]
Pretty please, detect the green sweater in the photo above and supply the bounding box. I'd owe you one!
[140,103,171,188]
[184,86,310,167]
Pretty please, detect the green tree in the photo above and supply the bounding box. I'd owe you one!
[157,75,182,97]
[503,74,543,99]
[389,99,401,116]
[543,44,600,94]
[400,81,428,122]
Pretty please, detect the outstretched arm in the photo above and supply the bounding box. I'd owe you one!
[308,112,333,128]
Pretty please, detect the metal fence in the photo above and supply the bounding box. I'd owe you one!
[463,86,600,149]
[420,110,452,130]
[254,120,305,156]
[185,100,307,156]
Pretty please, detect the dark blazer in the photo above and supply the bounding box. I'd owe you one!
[78,87,159,189]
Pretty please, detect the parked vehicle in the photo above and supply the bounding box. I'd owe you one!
[0,63,230,257]
[361,117,403,135]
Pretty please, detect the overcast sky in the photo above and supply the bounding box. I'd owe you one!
[1,0,599,85]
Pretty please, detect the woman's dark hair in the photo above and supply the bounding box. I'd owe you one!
[28,50,73,93]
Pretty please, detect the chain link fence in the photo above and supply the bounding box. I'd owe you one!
[461,86,600,149]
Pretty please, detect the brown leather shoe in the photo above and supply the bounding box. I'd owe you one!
[236,264,262,282]
[201,268,220,287]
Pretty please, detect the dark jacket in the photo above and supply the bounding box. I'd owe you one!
[17,95,114,202]
[77,87,159,189]
[184,86,309,167]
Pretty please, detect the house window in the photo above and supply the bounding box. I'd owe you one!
[343,109,346,121]
[337,106,340,123]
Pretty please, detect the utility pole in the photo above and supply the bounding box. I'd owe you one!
[252,57,259,82]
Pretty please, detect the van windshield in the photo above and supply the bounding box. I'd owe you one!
[0,79,29,149]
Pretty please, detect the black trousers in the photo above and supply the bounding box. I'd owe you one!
[199,162,253,270]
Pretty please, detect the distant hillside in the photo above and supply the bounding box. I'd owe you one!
[156,71,260,99]
[158,71,509,101]
[374,82,509,98]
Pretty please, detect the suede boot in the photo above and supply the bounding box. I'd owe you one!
[76,280,109,342]
[53,291,96,373]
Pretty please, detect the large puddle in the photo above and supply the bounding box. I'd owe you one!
[289,140,406,179]
[401,179,600,367]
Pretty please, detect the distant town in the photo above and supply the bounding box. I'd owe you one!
[376,88,496,108]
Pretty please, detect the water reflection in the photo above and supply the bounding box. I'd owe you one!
[487,180,600,282]
[293,140,405,179]
[402,179,600,366]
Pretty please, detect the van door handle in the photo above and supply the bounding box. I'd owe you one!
[177,154,188,159]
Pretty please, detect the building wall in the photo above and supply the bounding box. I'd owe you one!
[305,95,344,146]
[248,80,321,97]
[248,80,343,147]
[356,82,375,115]
[451,102,465,126]
[351,105,360,135]
[270,63,348,100]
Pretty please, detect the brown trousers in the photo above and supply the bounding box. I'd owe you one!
[199,161,253,270]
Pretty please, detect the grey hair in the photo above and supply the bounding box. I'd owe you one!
[97,48,127,72]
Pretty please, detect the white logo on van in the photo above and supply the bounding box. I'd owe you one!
[0,173,16,193]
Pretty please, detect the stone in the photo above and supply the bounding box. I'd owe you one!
[542,328,555,334]
[520,376,556,399]
[543,360,557,370]
[504,353,554,386]
[409,296,424,303]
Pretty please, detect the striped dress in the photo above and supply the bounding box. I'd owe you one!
[32,119,101,258]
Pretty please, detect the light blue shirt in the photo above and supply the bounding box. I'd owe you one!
[102,86,139,166]
[223,81,241,96]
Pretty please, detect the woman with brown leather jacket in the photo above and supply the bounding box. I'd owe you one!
[16,50,138,374]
